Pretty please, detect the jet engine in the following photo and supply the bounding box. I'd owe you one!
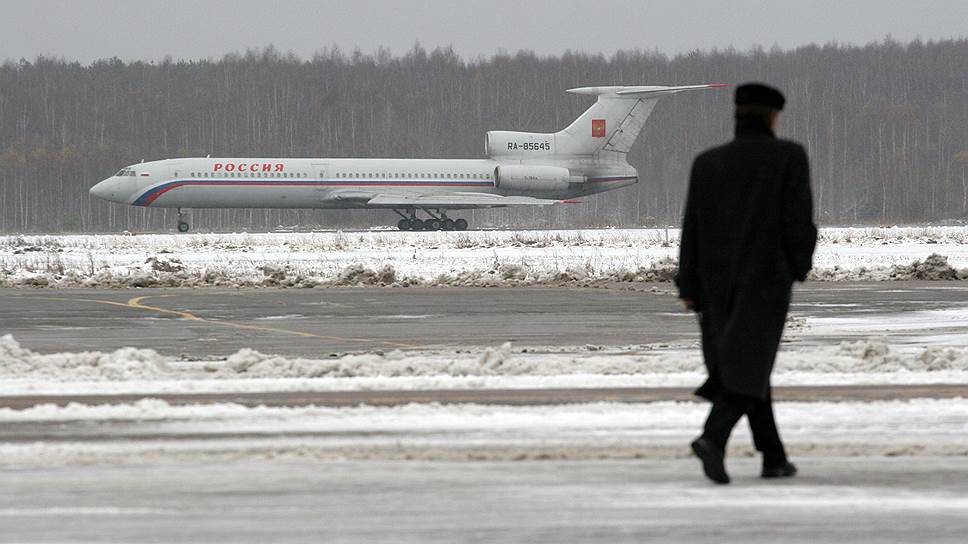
[494,165,585,193]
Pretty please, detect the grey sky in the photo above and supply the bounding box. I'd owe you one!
[3,0,967,63]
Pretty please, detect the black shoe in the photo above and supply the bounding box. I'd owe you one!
[761,461,797,479]
[691,438,730,484]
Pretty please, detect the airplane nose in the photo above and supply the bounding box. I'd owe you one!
[90,179,115,201]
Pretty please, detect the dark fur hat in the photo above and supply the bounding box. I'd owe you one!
[734,83,785,110]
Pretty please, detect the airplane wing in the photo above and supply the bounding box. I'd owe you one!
[365,192,572,209]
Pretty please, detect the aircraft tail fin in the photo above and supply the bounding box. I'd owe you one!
[556,84,727,157]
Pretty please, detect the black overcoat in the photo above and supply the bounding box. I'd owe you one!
[676,119,817,401]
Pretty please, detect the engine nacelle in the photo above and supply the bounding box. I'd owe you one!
[495,165,585,193]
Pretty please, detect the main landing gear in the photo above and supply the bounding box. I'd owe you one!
[176,208,192,233]
[393,209,468,231]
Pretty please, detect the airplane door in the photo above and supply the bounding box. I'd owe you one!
[312,163,330,199]
[312,163,329,189]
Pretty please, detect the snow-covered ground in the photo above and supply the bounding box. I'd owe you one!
[5,229,968,541]
[2,398,966,465]
[2,226,968,287]
[5,327,966,467]
[3,333,968,396]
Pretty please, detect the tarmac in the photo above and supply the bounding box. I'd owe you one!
[3,281,968,356]
[4,282,968,542]
[2,458,967,543]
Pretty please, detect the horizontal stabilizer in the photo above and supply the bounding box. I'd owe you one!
[567,84,728,97]
[558,83,728,156]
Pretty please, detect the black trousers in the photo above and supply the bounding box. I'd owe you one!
[701,391,787,466]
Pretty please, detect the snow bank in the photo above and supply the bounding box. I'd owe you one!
[1,397,964,430]
[3,227,968,288]
[0,256,680,288]
[1,335,696,382]
[214,337,968,379]
[0,335,176,380]
[811,253,967,282]
[0,252,964,289]
[4,335,968,392]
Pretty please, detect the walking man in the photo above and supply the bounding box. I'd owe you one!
[676,83,817,484]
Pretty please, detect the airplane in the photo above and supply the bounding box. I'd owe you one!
[90,84,724,232]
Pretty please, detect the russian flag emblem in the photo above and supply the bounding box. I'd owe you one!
[592,118,606,137]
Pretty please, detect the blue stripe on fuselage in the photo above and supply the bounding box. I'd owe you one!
[132,179,496,206]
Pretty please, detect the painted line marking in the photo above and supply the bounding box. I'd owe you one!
[45,295,416,349]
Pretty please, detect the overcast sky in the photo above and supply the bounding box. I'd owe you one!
[3,0,967,63]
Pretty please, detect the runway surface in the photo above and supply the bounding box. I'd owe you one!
[2,458,967,543]
[3,281,968,356]
[4,283,968,542]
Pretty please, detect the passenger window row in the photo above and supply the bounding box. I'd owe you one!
[189,172,308,178]
[182,171,492,180]
[335,172,491,180]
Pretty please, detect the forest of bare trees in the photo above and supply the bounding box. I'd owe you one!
[1,39,967,232]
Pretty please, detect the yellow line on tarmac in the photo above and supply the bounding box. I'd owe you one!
[126,295,203,321]
[46,295,415,349]
[127,295,402,344]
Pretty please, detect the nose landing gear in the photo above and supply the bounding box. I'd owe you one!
[176,209,191,233]
[393,209,468,231]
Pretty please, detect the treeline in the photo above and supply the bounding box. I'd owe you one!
[1,40,968,232]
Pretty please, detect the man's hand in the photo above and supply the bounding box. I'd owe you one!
[681,298,697,311]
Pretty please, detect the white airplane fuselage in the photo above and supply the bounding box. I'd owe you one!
[92,157,636,210]
[90,84,722,230]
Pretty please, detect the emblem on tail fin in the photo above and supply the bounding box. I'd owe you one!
[591,119,606,138]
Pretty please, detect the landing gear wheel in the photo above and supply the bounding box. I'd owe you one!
[397,218,412,231]
[429,219,443,231]
[410,219,425,231]
[454,218,468,231]
[176,208,192,233]
[442,219,455,231]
